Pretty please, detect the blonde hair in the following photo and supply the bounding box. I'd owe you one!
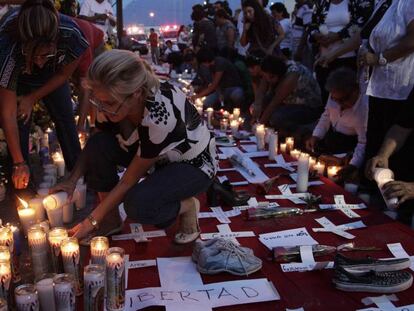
[18,0,59,73]
[86,49,160,102]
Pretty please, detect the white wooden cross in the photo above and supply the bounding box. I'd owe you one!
[319,195,367,218]
[112,223,166,242]
[312,217,366,239]
[387,243,414,271]
[357,294,414,311]
[265,184,310,204]
[264,154,297,172]
[200,224,255,246]
[198,206,241,224]
[125,257,280,311]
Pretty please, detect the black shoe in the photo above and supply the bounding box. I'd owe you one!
[333,266,413,293]
[207,179,250,207]
[334,253,410,273]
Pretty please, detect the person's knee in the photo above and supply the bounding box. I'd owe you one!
[84,132,114,158]
[124,187,158,223]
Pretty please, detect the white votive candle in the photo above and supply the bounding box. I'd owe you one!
[17,199,36,236]
[37,188,50,198]
[296,153,310,193]
[90,237,109,266]
[28,227,48,254]
[54,154,65,177]
[255,124,265,151]
[206,108,214,128]
[43,175,56,187]
[15,284,39,311]
[373,168,399,209]
[268,132,278,160]
[280,143,287,153]
[29,198,45,223]
[0,260,11,303]
[36,274,56,311]
[290,149,301,160]
[285,137,294,152]
[232,108,240,119]
[48,228,68,274]
[230,120,239,136]
[84,265,105,311]
[61,238,82,295]
[314,161,325,175]
[327,166,340,180]
[74,183,87,210]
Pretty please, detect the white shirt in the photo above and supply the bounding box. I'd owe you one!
[279,18,293,51]
[164,44,180,56]
[79,0,115,40]
[236,11,249,56]
[178,32,189,45]
[321,0,355,58]
[291,4,313,51]
[367,0,414,100]
[313,94,369,167]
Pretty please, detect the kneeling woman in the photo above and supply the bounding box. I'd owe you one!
[55,49,217,244]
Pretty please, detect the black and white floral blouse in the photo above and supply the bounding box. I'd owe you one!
[138,82,217,179]
[309,0,374,39]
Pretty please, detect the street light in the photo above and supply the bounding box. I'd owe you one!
[149,12,155,18]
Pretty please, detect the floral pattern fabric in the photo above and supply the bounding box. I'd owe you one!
[309,0,375,39]
[138,82,217,179]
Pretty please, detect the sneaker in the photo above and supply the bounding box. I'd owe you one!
[334,253,411,274]
[192,238,254,262]
[196,239,262,276]
[333,266,413,293]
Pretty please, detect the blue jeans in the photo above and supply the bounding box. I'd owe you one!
[17,77,81,171]
[204,87,244,111]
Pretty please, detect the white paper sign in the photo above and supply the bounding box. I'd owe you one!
[259,227,318,250]
[125,257,280,311]
[264,185,309,204]
[112,225,166,241]
[287,308,305,311]
[281,245,334,272]
[312,217,366,239]
[289,174,324,187]
[200,224,255,246]
[387,243,414,271]
[241,144,259,153]
[126,259,157,286]
[125,279,280,310]
[198,206,241,224]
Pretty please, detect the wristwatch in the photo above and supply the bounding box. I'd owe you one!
[87,215,99,231]
[378,53,387,66]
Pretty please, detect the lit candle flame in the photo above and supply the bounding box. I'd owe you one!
[17,197,28,209]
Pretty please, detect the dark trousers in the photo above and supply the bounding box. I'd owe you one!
[315,56,357,104]
[83,132,212,228]
[366,96,414,225]
[17,81,81,170]
[318,128,357,155]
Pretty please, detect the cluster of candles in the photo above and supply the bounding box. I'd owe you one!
[17,164,87,238]
[273,136,341,180]
[0,224,126,311]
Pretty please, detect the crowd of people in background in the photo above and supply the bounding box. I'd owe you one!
[1,0,414,237]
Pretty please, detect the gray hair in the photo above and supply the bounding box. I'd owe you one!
[325,68,359,93]
[85,49,160,102]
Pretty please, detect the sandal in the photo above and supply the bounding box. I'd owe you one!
[174,198,201,244]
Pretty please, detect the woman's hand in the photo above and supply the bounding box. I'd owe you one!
[69,218,94,239]
[359,51,379,67]
[12,163,30,189]
[365,155,389,180]
[315,50,337,68]
[17,95,35,124]
[49,179,77,201]
[305,136,319,152]
[383,181,414,204]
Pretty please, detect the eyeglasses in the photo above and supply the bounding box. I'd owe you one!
[21,48,57,60]
[89,94,132,116]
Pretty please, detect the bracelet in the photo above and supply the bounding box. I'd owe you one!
[87,214,99,231]
[12,161,27,168]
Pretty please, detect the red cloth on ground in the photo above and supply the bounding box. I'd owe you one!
[81,150,414,310]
